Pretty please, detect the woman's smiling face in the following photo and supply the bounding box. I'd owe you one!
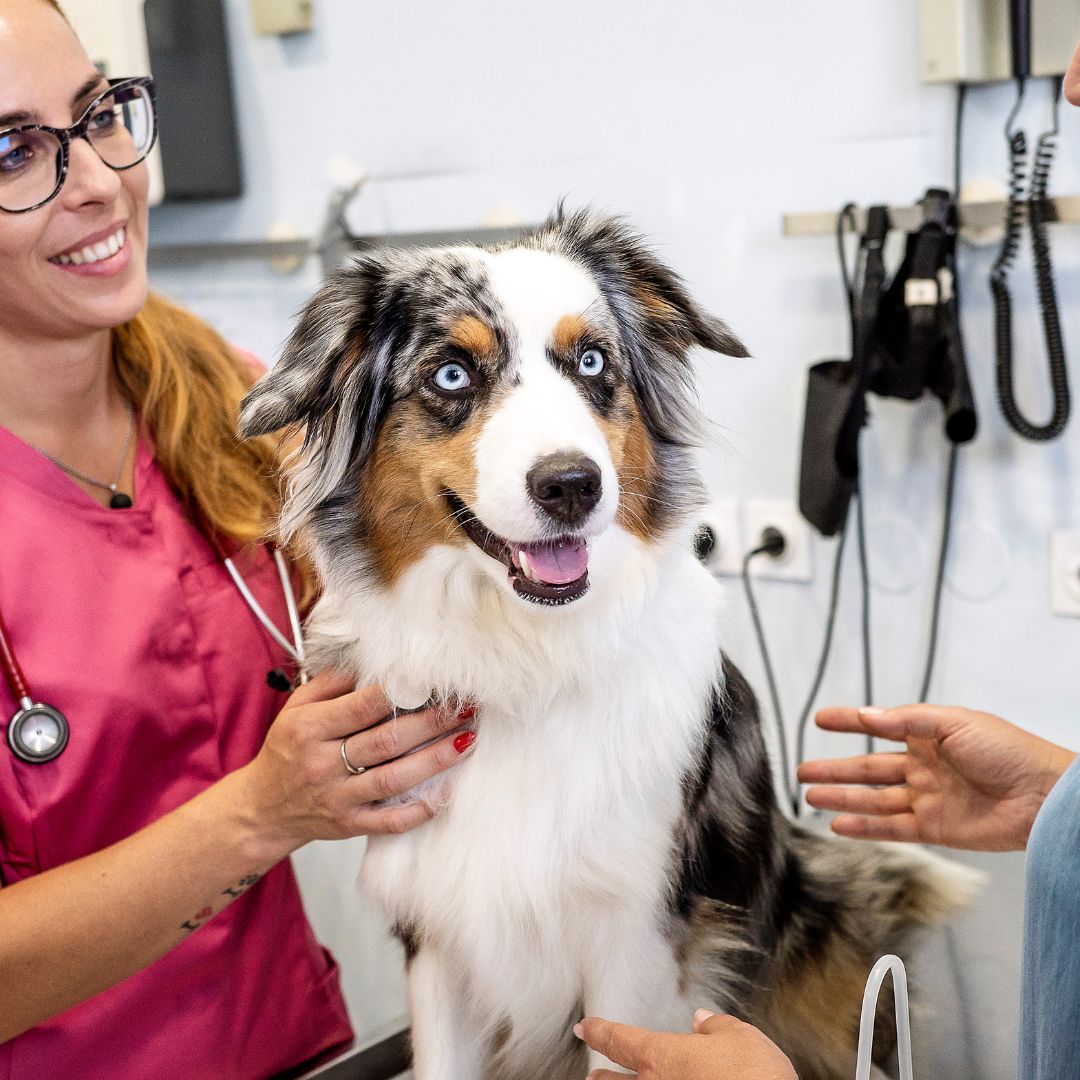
[0,0,150,346]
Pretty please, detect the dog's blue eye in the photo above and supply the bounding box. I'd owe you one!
[433,362,472,392]
[578,349,604,377]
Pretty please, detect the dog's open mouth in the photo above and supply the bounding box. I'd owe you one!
[445,492,590,606]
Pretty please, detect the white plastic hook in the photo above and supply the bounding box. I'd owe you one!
[855,954,914,1080]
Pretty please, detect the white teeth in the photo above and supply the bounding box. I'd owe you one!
[518,550,541,585]
[52,226,126,267]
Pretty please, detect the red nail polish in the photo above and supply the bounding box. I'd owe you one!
[458,704,476,720]
[454,731,476,754]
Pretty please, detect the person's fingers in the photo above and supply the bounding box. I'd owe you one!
[350,731,474,803]
[1065,41,1080,105]
[303,684,401,739]
[586,1071,636,1080]
[797,753,907,786]
[576,1018,652,1070]
[829,812,921,842]
[815,704,957,743]
[692,1008,716,1033]
[804,783,911,816]
[343,705,470,768]
[283,668,356,709]
[694,1011,739,1036]
[351,799,438,837]
[813,707,875,734]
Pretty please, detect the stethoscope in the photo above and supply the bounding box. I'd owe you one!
[1,542,307,765]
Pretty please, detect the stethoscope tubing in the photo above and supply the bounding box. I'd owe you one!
[0,603,32,705]
[0,604,71,763]
[223,548,308,683]
[2,542,307,763]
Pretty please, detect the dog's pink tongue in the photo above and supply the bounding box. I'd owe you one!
[518,539,588,585]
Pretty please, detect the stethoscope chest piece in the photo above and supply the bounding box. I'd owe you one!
[7,700,69,764]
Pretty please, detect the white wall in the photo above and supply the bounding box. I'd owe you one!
[148,2,1080,1074]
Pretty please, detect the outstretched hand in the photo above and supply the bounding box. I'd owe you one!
[798,704,1076,851]
[575,1010,796,1080]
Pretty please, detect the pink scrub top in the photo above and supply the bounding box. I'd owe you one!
[0,423,353,1079]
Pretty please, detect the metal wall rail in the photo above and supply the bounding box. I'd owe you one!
[782,194,1080,237]
[148,180,534,275]
[147,225,530,270]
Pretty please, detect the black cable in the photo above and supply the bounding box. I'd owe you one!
[918,442,959,701]
[954,84,966,211]
[854,476,873,751]
[837,202,858,313]
[992,78,1070,440]
[911,81,967,704]
[953,83,966,311]
[742,543,799,817]
[948,84,981,1077]
[790,203,870,782]
[914,81,968,702]
[794,508,851,774]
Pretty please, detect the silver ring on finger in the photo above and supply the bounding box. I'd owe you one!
[340,735,366,776]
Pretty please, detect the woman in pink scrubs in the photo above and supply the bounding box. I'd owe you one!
[0,2,474,1077]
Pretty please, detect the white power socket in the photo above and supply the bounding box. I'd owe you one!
[693,499,743,576]
[742,500,813,583]
[1050,530,1080,618]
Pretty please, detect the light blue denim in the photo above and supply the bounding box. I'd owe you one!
[1018,751,1080,1079]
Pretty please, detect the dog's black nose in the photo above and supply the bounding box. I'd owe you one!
[526,453,602,526]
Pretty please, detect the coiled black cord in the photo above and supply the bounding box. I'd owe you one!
[991,79,1070,441]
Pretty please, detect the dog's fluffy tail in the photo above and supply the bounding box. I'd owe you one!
[748,826,983,1080]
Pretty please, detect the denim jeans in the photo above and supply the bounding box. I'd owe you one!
[1018,752,1080,1079]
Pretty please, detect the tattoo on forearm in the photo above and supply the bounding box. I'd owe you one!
[180,872,264,934]
[223,871,263,897]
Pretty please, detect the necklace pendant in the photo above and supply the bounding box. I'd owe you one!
[109,492,133,509]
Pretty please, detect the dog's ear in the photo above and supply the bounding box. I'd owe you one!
[537,207,749,446]
[238,258,389,448]
[238,257,398,541]
[538,206,750,361]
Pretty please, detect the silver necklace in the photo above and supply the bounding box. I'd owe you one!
[32,401,136,509]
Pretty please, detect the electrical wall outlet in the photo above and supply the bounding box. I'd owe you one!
[252,0,314,36]
[693,499,743,576]
[742,500,813,583]
[1050,530,1080,617]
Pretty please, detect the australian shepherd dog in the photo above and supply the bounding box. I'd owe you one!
[240,209,976,1080]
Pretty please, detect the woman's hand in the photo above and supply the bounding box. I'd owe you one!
[798,704,1076,851]
[575,1010,796,1080]
[236,670,474,861]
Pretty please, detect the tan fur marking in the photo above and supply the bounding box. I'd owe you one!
[599,390,661,543]
[633,283,682,326]
[552,313,589,355]
[360,404,487,585]
[755,948,874,1080]
[448,315,498,360]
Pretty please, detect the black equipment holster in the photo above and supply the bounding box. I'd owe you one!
[798,190,977,537]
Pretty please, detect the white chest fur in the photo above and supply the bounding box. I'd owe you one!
[308,528,727,1038]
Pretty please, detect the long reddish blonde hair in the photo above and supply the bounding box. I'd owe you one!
[45,0,308,591]
[112,295,290,553]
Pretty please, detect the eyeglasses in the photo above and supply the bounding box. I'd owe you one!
[0,77,157,214]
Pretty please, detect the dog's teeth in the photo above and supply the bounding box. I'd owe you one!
[518,550,540,585]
